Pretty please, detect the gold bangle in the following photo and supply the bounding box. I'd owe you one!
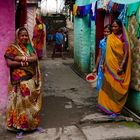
[23,62,28,66]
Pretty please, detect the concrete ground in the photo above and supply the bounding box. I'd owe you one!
[0,58,140,140]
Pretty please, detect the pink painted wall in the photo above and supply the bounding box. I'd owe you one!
[0,1,15,115]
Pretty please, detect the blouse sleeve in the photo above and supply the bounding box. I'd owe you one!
[99,40,103,49]
[27,44,34,54]
[4,45,18,60]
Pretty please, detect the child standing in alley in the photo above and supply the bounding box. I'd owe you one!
[52,29,63,59]
[93,24,112,91]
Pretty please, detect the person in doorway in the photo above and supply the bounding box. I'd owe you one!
[62,27,68,52]
[93,24,112,91]
[97,19,131,117]
[4,27,43,138]
[32,16,45,59]
[45,20,49,45]
[52,29,64,59]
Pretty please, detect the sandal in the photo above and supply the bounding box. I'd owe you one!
[36,127,45,133]
[16,131,24,139]
[109,113,119,119]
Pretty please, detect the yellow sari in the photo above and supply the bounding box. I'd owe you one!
[98,32,131,115]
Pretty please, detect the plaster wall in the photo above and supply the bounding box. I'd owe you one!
[0,0,15,114]
[74,0,96,73]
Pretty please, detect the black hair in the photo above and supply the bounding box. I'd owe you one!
[113,19,123,28]
[18,27,28,36]
[104,24,112,32]
[16,27,31,44]
[112,19,123,33]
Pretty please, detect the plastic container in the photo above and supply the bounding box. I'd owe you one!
[86,73,97,88]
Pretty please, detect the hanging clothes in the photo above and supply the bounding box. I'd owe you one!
[118,5,127,24]
[73,4,78,16]
[136,6,140,38]
[127,2,140,16]
[112,0,140,4]
[91,1,97,20]
[126,2,140,38]
[95,9,105,62]
[127,3,140,91]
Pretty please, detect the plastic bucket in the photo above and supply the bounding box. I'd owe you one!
[86,73,97,88]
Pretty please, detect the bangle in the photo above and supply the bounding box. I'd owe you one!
[21,62,24,66]
[121,59,125,67]
[22,56,26,61]
[25,56,28,62]
[118,67,123,71]
[26,62,29,66]
[23,62,29,66]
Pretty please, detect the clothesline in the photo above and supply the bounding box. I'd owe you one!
[76,0,140,6]
[112,0,140,4]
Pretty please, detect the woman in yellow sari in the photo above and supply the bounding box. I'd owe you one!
[98,19,131,117]
[4,27,43,138]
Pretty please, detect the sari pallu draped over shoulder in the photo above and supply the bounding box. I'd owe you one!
[4,43,42,131]
[5,44,38,85]
[98,28,131,115]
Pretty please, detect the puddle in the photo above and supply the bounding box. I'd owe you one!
[40,96,91,128]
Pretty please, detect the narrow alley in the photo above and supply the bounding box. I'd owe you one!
[0,0,140,140]
[40,58,98,128]
[1,58,140,140]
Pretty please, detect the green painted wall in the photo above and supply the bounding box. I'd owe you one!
[76,0,96,6]
[74,0,96,73]
[74,16,91,72]
[90,21,96,72]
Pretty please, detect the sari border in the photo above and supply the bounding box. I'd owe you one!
[97,103,113,115]
[105,62,124,82]
[101,76,128,105]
